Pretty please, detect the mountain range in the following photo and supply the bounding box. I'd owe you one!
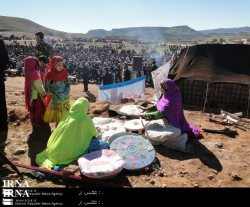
[0,15,249,42]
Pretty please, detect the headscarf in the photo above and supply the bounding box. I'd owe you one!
[45,56,69,81]
[24,56,41,109]
[36,98,98,169]
[157,79,201,138]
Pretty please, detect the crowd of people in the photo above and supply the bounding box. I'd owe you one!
[5,35,181,86]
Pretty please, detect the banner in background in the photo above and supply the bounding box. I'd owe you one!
[99,76,146,105]
[151,62,171,99]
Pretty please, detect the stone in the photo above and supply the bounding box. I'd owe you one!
[121,98,129,104]
[62,165,79,175]
[91,102,110,114]
[212,170,219,174]
[128,98,135,103]
[158,172,164,177]
[215,143,223,149]
[14,121,21,127]
[9,101,17,105]
[208,174,214,180]
[13,148,26,155]
[231,173,242,181]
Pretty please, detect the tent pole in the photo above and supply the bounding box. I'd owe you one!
[185,47,190,58]
[246,85,250,118]
[203,81,210,113]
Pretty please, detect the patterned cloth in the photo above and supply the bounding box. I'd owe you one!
[110,134,155,171]
[78,149,124,179]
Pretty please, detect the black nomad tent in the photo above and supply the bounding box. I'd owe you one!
[169,44,250,116]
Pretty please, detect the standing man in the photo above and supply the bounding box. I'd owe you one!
[150,59,158,87]
[0,36,9,133]
[38,55,49,85]
[35,31,52,62]
[81,62,89,92]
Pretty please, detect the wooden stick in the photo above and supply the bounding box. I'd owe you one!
[247,86,250,118]
[202,127,238,136]
[221,110,241,121]
[0,151,23,179]
[203,82,210,113]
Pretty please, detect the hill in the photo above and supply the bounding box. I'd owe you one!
[0,15,88,39]
[87,26,206,41]
[200,27,250,35]
[1,15,249,42]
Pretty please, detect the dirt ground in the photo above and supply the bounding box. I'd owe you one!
[1,77,250,188]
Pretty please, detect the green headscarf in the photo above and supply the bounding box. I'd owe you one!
[36,98,97,169]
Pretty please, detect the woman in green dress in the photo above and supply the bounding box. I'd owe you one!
[36,98,98,170]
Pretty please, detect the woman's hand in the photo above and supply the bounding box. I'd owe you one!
[138,112,146,118]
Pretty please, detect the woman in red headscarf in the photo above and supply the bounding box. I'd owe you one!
[24,56,46,127]
[43,56,70,124]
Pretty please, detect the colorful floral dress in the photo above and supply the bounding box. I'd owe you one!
[43,79,70,123]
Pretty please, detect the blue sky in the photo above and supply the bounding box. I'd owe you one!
[1,0,250,33]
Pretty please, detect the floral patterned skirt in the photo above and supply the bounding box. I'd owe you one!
[43,99,71,123]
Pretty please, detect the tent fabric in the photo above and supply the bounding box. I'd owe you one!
[170,44,250,85]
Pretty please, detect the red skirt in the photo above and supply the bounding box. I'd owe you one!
[30,97,45,126]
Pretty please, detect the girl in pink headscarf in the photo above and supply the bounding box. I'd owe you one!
[24,56,46,126]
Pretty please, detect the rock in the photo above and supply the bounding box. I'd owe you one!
[128,98,135,103]
[145,177,151,181]
[208,174,214,180]
[13,148,26,155]
[14,121,21,127]
[212,170,219,174]
[179,171,188,177]
[9,113,17,122]
[21,90,24,95]
[162,184,167,188]
[9,101,17,105]
[158,172,164,177]
[9,109,15,114]
[121,98,129,103]
[15,92,20,96]
[150,180,155,185]
[7,173,20,179]
[62,165,79,175]
[8,107,29,122]
[193,183,199,188]
[231,173,242,181]
[91,102,110,114]
[215,143,224,149]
